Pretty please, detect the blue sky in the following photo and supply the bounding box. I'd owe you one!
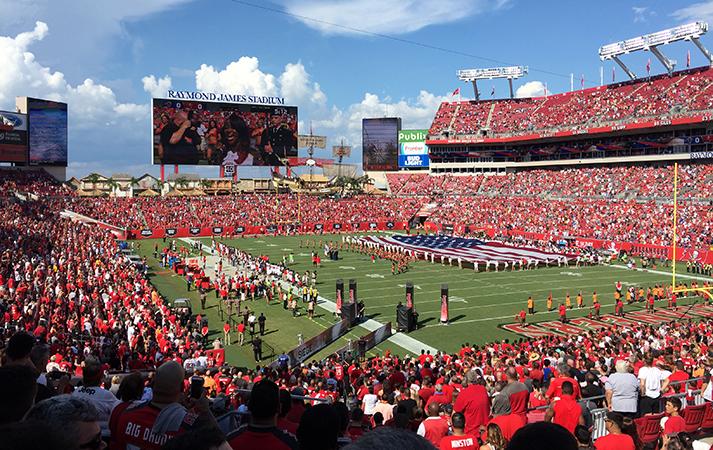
[1,0,712,178]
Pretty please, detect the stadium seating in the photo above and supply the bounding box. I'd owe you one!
[428,68,713,138]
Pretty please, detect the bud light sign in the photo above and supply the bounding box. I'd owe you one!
[398,129,429,168]
[398,154,429,168]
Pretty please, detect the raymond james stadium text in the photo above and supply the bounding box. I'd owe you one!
[166,90,285,105]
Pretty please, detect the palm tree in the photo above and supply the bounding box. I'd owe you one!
[85,173,101,191]
[174,176,190,191]
[106,178,120,197]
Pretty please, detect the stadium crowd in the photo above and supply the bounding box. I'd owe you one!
[2,170,713,449]
[429,68,713,138]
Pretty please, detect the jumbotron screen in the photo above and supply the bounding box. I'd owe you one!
[362,117,401,171]
[28,98,68,166]
[152,99,298,166]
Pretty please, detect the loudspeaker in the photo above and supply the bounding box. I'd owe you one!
[440,284,449,324]
[342,302,358,327]
[405,282,414,309]
[336,279,344,308]
[396,305,417,332]
[349,279,357,304]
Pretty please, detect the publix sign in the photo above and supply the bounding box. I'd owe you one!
[398,129,429,168]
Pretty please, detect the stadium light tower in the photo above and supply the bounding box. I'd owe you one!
[599,21,712,80]
[456,66,528,100]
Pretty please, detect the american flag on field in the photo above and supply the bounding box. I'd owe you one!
[358,234,573,265]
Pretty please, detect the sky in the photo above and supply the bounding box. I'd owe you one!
[1,0,713,178]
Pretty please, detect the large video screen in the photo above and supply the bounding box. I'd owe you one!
[0,111,28,163]
[152,99,298,166]
[28,98,68,166]
[362,118,400,171]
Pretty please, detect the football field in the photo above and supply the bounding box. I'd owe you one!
[134,233,713,368]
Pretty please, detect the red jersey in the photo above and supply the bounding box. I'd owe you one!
[110,401,198,450]
[227,425,298,450]
[439,434,479,450]
[594,433,635,450]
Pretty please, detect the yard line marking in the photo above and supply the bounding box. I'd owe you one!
[609,264,713,282]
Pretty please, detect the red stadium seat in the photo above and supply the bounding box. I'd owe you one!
[635,413,664,449]
[682,404,707,434]
[700,403,713,431]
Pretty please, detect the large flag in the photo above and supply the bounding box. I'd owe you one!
[357,234,572,265]
[687,50,691,68]
[452,87,460,96]
[646,58,651,75]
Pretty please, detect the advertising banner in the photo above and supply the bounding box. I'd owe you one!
[0,111,28,163]
[398,129,429,168]
[362,118,400,171]
[152,98,298,166]
[273,319,350,367]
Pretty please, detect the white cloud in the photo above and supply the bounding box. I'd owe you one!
[284,0,510,35]
[0,0,195,75]
[195,57,279,97]
[515,80,547,98]
[672,1,713,23]
[279,62,327,107]
[632,6,650,23]
[142,75,173,99]
[0,21,147,128]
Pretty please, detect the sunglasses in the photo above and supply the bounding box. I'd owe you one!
[79,432,103,450]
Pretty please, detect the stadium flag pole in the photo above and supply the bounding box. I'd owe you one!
[672,162,679,290]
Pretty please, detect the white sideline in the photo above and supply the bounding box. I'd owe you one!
[178,237,439,355]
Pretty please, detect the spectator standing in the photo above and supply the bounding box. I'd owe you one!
[638,356,669,415]
[454,370,490,435]
[605,360,639,416]
[416,402,449,447]
[545,381,584,434]
[228,379,298,449]
[71,357,120,438]
[439,412,478,450]
[258,313,266,336]
[594,412,635,450]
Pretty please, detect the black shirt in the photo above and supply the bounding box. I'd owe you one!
[160,122,202,164]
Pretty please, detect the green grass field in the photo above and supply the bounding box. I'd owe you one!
[132,233,713,368]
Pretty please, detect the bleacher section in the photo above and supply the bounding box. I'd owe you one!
[429,67,713,140]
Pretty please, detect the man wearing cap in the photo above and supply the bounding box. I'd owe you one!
[71,356,120,439]
[228,379,298,449]
[454,370,490,435]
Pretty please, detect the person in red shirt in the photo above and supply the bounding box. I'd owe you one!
[558,303,567,323]
[227,379,298,450]
[666,361,689,394]
[223,322,231,346]
[454,370,490,435]
[417,402,449,447]
[546,364,581,400]
[111,361,209,450]
[544,381,584,434]
[439,413,478,450]
[662,397,685,435]
[594,412,635,450]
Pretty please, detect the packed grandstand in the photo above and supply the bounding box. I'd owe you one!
[3,20,713,450]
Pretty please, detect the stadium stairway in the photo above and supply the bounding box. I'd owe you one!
[484,102,497,130]
[447,103,461,132]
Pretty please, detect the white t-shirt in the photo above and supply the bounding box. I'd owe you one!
[638,366,667,398]
[72,386,120,437]
[362,393,378,415]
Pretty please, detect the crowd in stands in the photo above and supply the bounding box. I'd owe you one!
[429,68,713,138]
[0,168,70,198]
[1,170,713,448]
